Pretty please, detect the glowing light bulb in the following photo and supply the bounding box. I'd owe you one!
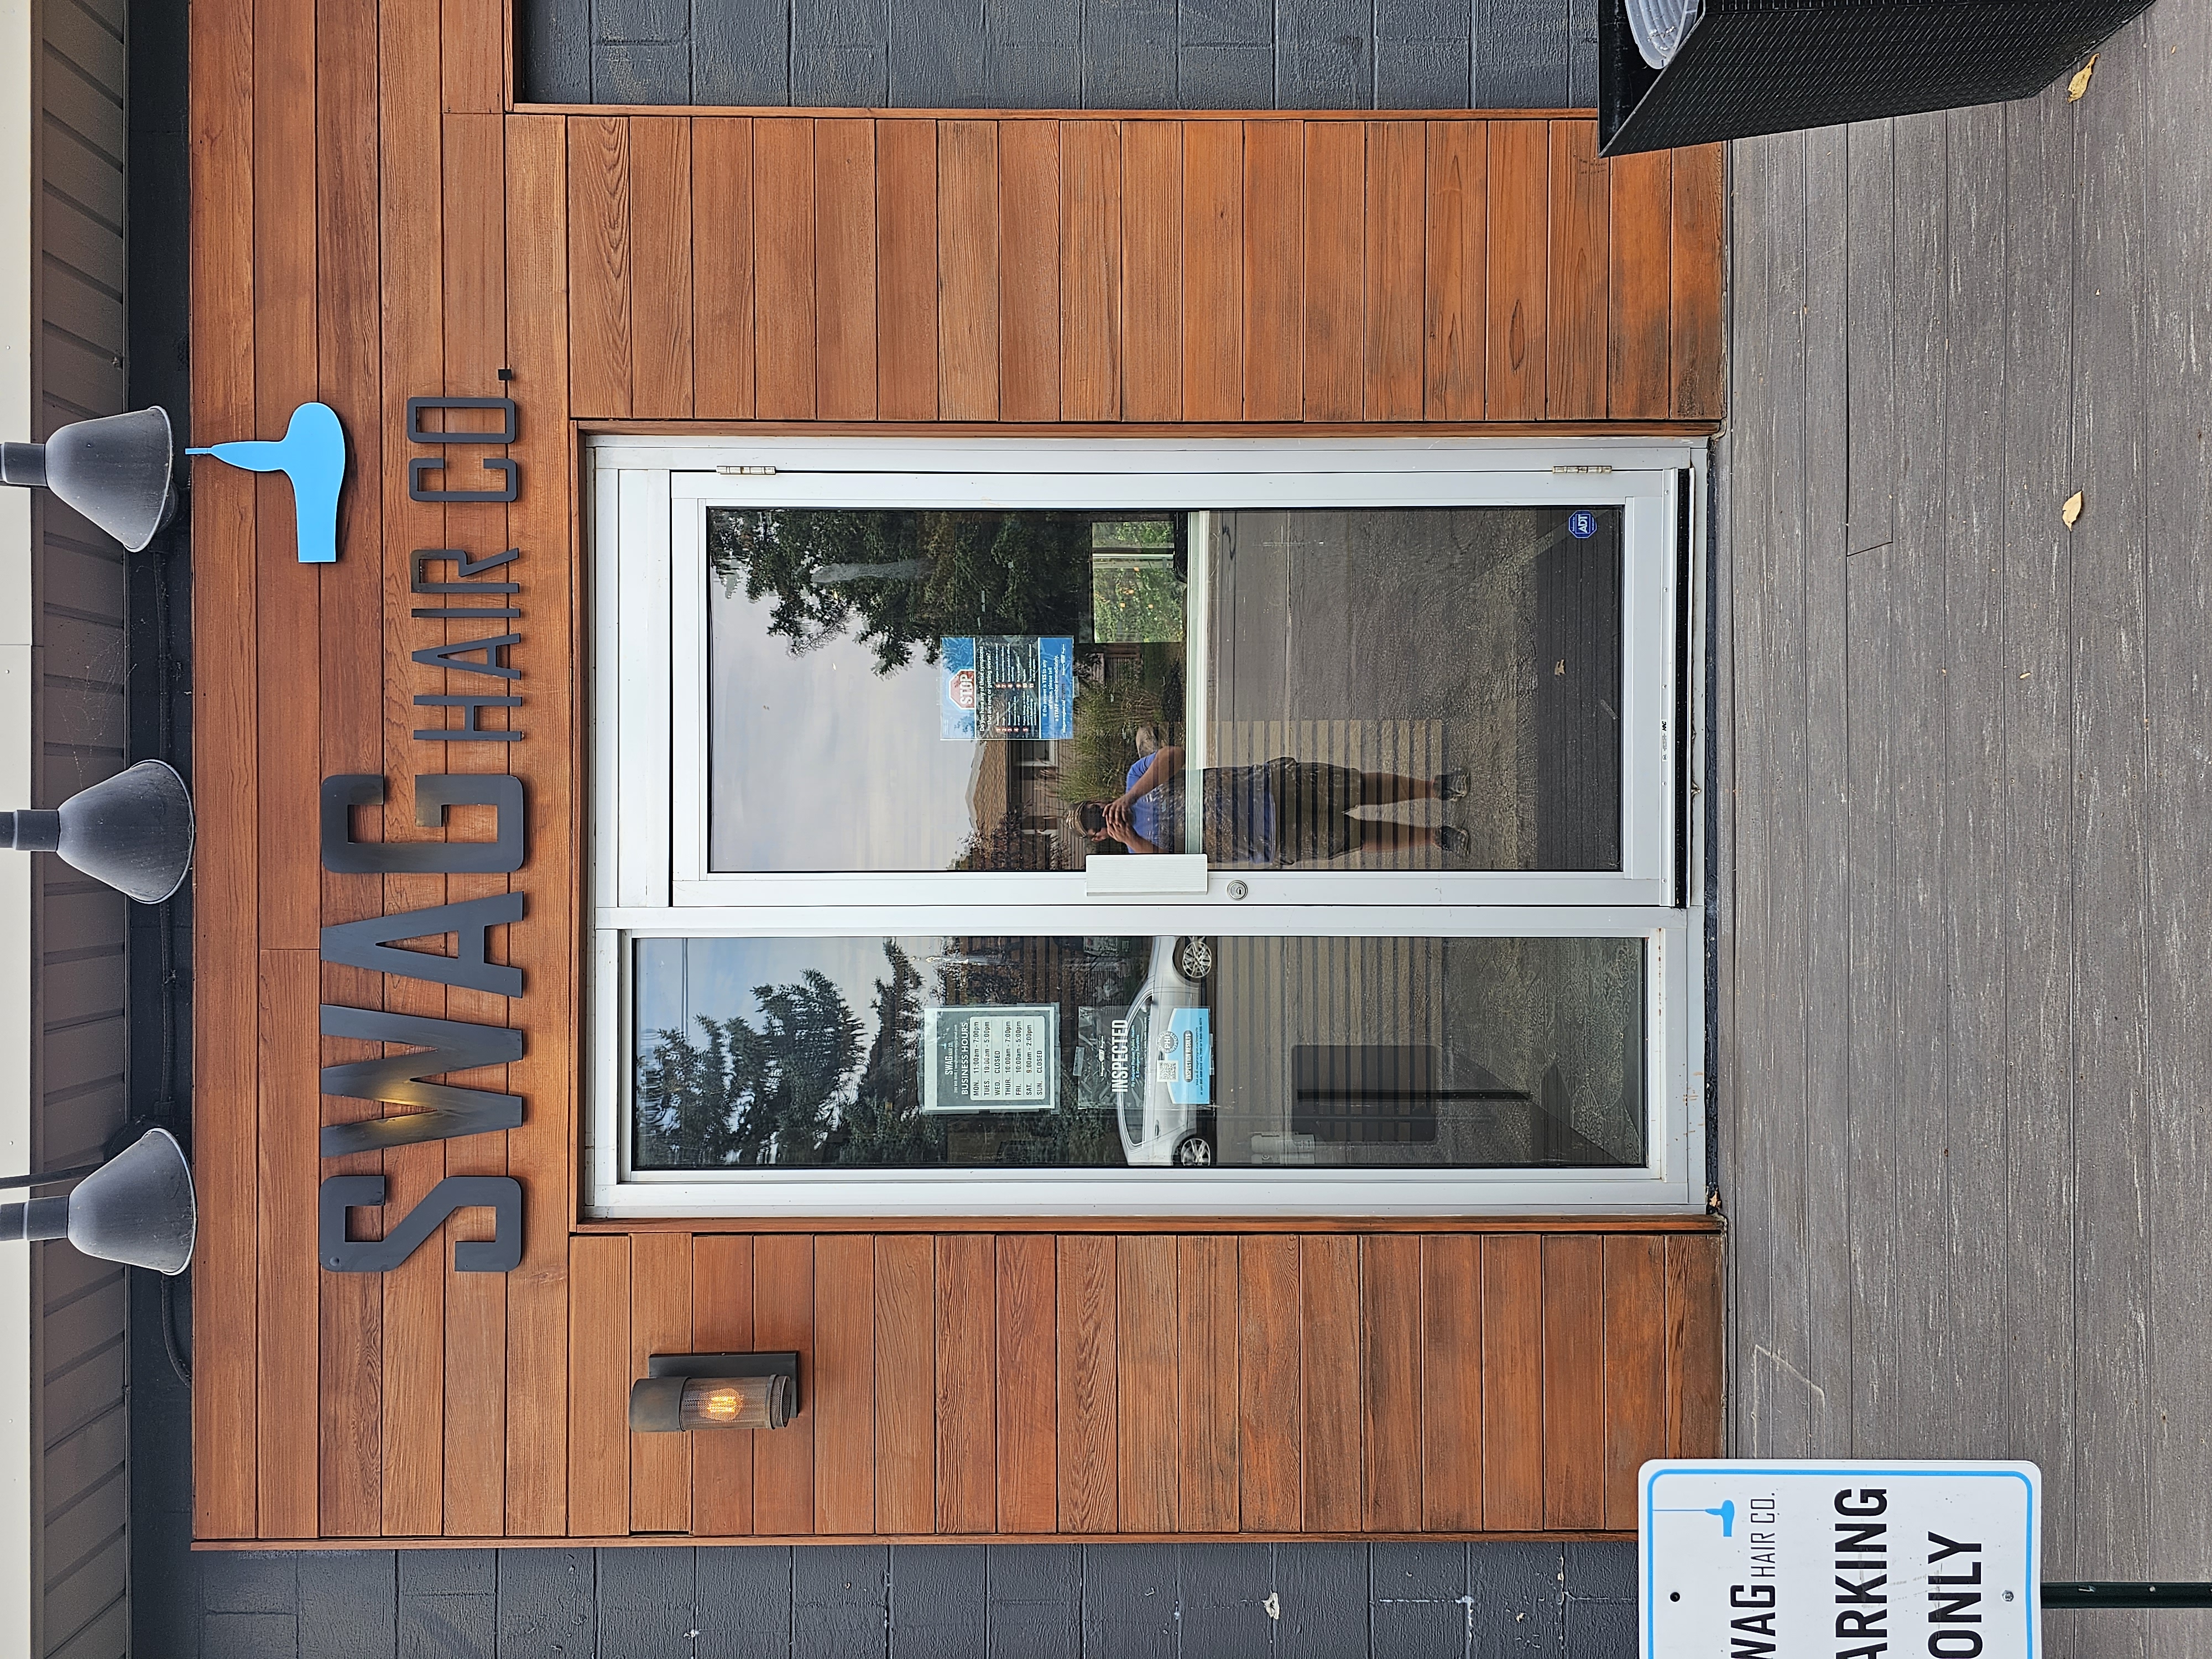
[631,1364,796,1432]
[690,1383,744,1422]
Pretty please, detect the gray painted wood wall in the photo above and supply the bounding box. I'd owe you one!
[1719,1,2212,1651]
[523,0,1599,108]
[161,1538,1643,1657]
[30,0,135,1655]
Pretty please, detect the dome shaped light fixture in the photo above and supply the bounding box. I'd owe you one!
[0,1126,197,1275]
[0,406,179,554]
[1625,0,1700,66]
[1,758,195,903]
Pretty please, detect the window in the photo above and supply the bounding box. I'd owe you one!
[591,439,1704,1216]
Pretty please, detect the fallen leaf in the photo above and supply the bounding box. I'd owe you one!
[2062,490,2084,527]
[2068,55,2097,101]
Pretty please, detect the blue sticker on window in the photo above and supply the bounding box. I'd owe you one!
[1568,510,1598,540]
[1164,1008,1212,1108]
[941,635,1075,742]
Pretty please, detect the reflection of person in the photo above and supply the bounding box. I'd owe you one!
[1076,746,1472,865]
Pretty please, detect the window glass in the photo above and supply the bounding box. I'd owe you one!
[703,503,1625,877]
[632,933,1646,1172]
[706,508,1191,874]
[1201,507,1623,872]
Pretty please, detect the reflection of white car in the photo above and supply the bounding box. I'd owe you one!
[1114,936,1215,1167]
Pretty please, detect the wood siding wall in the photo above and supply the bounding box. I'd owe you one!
[559,1230,1721,1543]
[33,0,134,1645]
[187,1,1727,1550]
[565,115,1724,426]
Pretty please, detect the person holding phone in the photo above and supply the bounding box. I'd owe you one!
[1075,745,1471,865]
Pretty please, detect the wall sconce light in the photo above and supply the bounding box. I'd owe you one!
[629,1352,800,1433]
[1,758,195,903]
[0,1126,197,1275]
[0,406,178,553]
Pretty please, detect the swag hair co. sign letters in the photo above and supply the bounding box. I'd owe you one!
[316,395,530,1276]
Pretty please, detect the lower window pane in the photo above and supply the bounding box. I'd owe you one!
[632,935,1646,1172]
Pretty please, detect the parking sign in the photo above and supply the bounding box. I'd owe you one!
[1641,1460,2040,1659]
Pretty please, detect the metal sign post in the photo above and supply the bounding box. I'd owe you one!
[2043,1583,2212,1609]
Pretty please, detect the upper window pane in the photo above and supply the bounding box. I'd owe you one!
[1201,507,1623,872]
[706,507,1191,873]
[703,503,1624,875]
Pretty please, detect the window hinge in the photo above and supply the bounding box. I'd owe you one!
[716,464,777,476]
[1551,463,1614,475]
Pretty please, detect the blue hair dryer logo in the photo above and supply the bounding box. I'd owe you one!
[1653,1499,1736,1537]
[188,401,347,564]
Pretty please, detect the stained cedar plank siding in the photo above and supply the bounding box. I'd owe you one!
[189,0,258,1546]
[189,0,1724,1546]
[195,0,568,1544]
[502,110,580,1543]
[229,1229,1727,1545]
[316,0,388,1547]
[565,115,1722,426]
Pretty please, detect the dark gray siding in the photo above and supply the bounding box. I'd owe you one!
[120,0,193,1655]
[33,0,139,1652]
[144,1536,1638,1657]
[522,0,1596,107]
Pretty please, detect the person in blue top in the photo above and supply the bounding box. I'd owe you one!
[1075,743,1471,865]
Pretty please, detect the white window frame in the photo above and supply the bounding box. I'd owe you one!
[587,436,1708,1217]
[602,440,1683,911]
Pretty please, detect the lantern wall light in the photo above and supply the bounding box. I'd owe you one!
[630,1353,801,1433]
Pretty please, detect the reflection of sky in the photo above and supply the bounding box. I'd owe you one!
[635,937,932,1086]
[707,578,979,871]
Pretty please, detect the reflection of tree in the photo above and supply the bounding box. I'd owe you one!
[1034,1092,1123,1167]
[950,811,1058,873]
[1058,651,1183,808]
[635,968,863,1167]
[820,943,943,1165]
[634,937,1147,1171]
[634,1013,748,1167]
[707,508,1098,676]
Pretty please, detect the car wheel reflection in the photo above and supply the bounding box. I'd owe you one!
[1114,936,1217,1168]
